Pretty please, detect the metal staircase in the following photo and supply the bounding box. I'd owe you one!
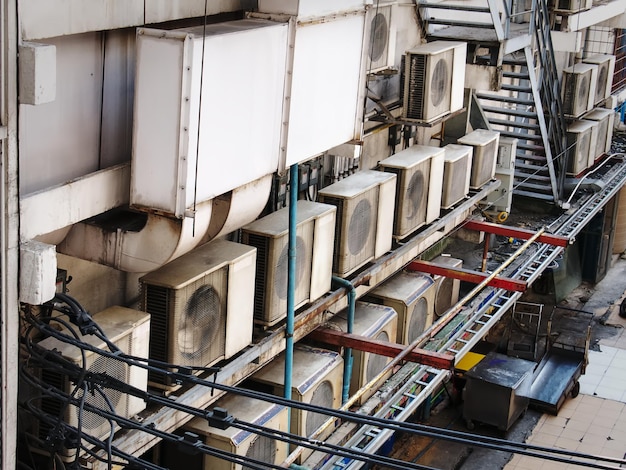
[417,0,568,205]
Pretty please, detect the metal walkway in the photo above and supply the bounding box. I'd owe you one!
[315,155,626,470]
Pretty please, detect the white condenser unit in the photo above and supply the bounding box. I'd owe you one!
[36,307,150,458]
[457,129,500,189]
[379,145,445,239]
[249,345,343,463]
[326,301,398,404]
[441,144,473,209]
[366,271,436,344]
[554,0,592,13]
[430,256,463,318]
[368,4,396,72]
[318,170,396,277]
[402,41,467,123]
[583,107,614,157]
[565,120,595,175]
[561,63,596,118]
[140,239,256,390]
[583,54,616,105]
[241,201,336,327]
[181,394,289,470]
[131,20,288,217]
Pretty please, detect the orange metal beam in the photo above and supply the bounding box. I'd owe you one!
[308,327,455,370]
[463,220,569,247]
[407,260,527,292]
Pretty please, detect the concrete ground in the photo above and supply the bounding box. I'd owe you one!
[381,256,626,470]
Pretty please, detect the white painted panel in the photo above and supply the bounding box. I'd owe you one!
[19,33,103,194]
[100,30,136,168]
[18,42,56,105]
[145,0,242,24]
[259,0,365,17]
[286,15,365,166]
[19,240,57,305]
[19,0,144,40]
[132,20,288,217]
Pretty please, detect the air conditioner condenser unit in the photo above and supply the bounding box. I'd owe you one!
[241,200,336,327]
[379,145,445,238]
[582,54,616,104]
[565,120,595,176]
[35,307,150,460]
[140,239,256,390]
[248,344,343,463]
[441,144,473,209]
[326,301,398,404]
[561,63,597,118]
[583,107,614,158]
[457,129,500,189]
[430,256,463,319]
[367,4,396,73]
[366,271,436,344]
[179,394,289,470]
[318,170,396,277]
[402,41,466,123]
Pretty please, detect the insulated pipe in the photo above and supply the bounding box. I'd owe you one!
[281,228,546,467]
[284,164,298,416]
[332,275,356,405]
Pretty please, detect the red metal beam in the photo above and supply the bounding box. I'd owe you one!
[407,259,527,292]
[307,328,455,370]
[463,220,569,247]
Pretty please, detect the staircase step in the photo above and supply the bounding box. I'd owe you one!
[475,93,534,106]
[482,106,537,119]
[501,84,533,93]
[516,142,545,152]
[516,153,547,163]
[488,118,540,131]
[514,179,553,191]
[502,71,530,80]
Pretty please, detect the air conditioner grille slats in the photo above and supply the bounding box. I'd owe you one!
[442,156,469,208]
[366,330,391,383]
[407,297,429,343]
[245,233,271,320]
[244,435,276,470]
[144,284,170,385]
[406,54,427,120]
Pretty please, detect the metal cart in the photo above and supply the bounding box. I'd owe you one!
[528,306,592,415]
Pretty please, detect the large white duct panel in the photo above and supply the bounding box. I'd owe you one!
[58,201,213,273]
[131,20,288,218]
[259,0,365,18]
[285,14,365,166]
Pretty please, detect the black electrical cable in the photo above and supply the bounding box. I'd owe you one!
[21,307,626,469]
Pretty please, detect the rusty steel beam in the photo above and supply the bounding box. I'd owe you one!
[407,259,527,292]
[308,327,455,370]
[463,220,569,247]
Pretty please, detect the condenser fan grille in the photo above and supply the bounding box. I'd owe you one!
[407,297,428,343]
[275,236,307,300]
[472,139,497,188]
[348,198,373,256]
[430,58,449,107]
[405,54,427,119]
[144,267,227,386]
[442,157,469,208]
[369,11,389,63]
[248,233,270,319]
[243,435,276,470]
[576,132,591,167]
[306,380,334,437]
[365,331,391,383]
[435,278,454,317]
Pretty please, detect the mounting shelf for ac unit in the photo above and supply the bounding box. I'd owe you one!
[369,106,467,128]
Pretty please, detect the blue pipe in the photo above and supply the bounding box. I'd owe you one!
[332,275,356,405]
[284,164,298,422]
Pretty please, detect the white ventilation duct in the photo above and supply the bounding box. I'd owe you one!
[57,175,272,273]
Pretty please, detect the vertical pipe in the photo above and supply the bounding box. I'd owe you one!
[332,276,356,404]
[284,164,298,421]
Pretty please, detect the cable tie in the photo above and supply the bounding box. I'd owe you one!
[207,407,233,430]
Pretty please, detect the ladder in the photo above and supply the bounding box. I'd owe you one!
[316,156,626,470]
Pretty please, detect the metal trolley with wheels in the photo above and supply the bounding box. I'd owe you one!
[527,306,592,415]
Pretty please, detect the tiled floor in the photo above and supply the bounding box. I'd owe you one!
[505,267,626,469]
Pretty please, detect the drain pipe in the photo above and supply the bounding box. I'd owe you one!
[284,164,298,419]
[332,275,356,405]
